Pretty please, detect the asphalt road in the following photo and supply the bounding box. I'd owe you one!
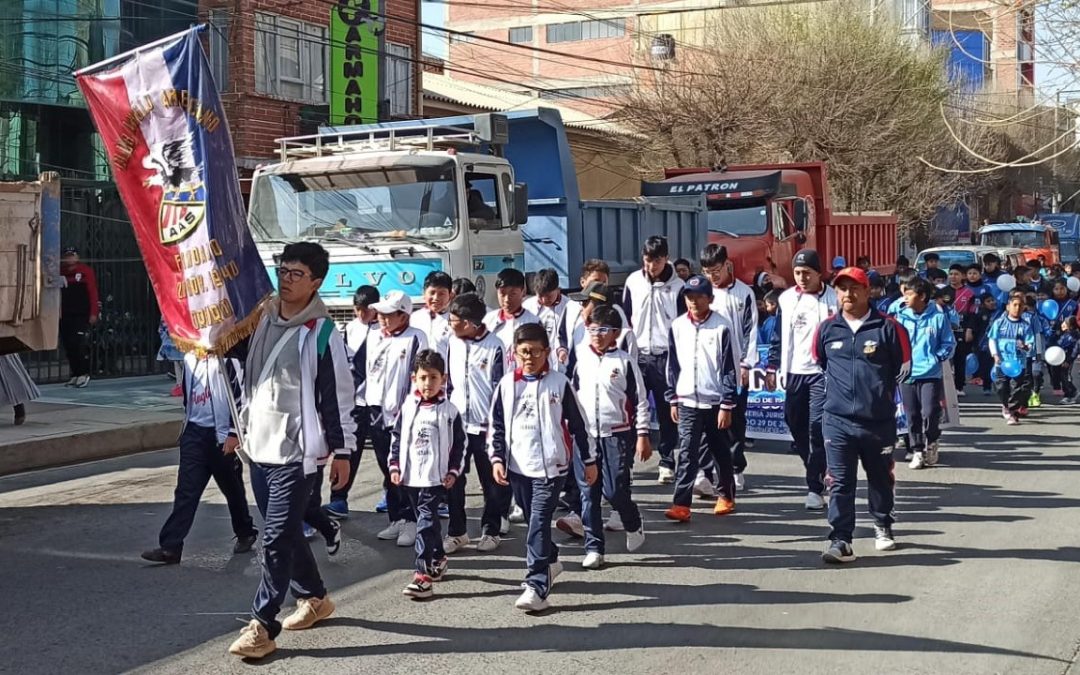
[2,397,1080,674]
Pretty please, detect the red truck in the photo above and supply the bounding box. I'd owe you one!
[642,161,897,285]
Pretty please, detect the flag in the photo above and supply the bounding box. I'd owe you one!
[75,27,271,354]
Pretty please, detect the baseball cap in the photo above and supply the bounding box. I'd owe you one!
[833,266,870,288]
[370,290,412,315]
[570,281,612,304]
[792,249,822,273]
[62,246,79,256]
[683,274,714,297]
[832,256,846,269]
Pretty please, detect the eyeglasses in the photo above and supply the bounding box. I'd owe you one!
[587,326,616,336]
[515,347,548,359]
[276,266,309,281]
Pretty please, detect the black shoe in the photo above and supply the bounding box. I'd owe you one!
[325,520,342,556]
[233,533,258,554]
[821,540,856,564]
[13,404,26,426]
[141,547,181,564]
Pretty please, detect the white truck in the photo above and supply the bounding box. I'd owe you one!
[247,113,528,320]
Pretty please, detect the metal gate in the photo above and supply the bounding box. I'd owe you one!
[21,181,162,383]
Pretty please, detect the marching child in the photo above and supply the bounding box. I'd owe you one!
[568,305,653,569]
[989,291,1036,425]
[410,271,455,359]
[964,292,998,394]
[1023,293,1051,409]
[485,268,540,370]
[1056,316,1080,404]
[489,323,595,612]
[897,278,956,470]
[758,290,780,347]
[364,290,425,546]
[664,275,739,522]
[389,349,466,599]
[443,293,510,553]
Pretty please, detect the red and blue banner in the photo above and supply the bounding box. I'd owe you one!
[75,27,271,354]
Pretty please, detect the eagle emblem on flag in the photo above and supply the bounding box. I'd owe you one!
[146,138,206,245]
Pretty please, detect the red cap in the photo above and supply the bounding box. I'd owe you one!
[833,266,869,288]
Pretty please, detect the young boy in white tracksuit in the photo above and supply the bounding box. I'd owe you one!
[571,305,652,568]
[489,323,595,612]
[390,349,466,599]
[410,271,455,360]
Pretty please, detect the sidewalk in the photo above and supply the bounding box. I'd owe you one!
[0,375,184,476]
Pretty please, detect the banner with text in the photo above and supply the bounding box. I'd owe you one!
[330,0,384,125]
[75,28,272,354]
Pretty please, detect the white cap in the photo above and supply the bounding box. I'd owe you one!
[370,290,412,315]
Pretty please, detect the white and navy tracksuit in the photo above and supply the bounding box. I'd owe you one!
[333,317,376,504]
[484,306,541,371]
[159,354,256,555]
[524,294,572,372]
[390,392,466,576]
[359,325,425,525]
[411,307,452,360]
[445,329,510,538]
[665,311,738,506]
[572,345,650,549]
[623,265,685,470]
[489,369,594,599]
[708,279,758,475]
[896,304,956,452]
[812,310,911,544]
[767,285,838,496]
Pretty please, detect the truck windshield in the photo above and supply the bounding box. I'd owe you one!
[981,230,1043,248]
[706,205,768,236]
[248,164,459,243]
[915,250,975,271]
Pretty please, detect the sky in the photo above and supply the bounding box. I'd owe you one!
[421,1,449,60]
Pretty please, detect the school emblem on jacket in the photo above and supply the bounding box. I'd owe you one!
[609,367,621,379]
[863,339,879,355]
[829,341,842,350]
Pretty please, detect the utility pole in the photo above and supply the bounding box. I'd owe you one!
[1052,89,1080,213]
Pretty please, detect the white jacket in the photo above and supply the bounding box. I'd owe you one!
[524,294,571,371]
[484,307,540,370]
[666,311,739,410]
[622,265,685,355]
[410,308,452,360]
[389,393,466,488]
[768,285,839,382]
[364,326,424,427]
[709,279,758,370]
[572,346,650,438]
[447,330,505,435]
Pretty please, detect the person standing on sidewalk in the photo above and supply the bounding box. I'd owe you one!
[59,247,99,388]
[0,354,40,426]
[812,267,911,564]
[765,249,838,512]
[141,353,257,565]
[227,242,356,660]
[622,236,685,485]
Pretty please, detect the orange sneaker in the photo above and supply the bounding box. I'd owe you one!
[664,505,691,522]
[713,498,736,516]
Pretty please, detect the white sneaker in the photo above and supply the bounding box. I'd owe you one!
[500,516,511,535]
[924,442,939,466]
[604,511,625,532]
[509,504,526,524]
[396,521,417,547]
[804,492,826,511]
[74,375,90,388]
[514,586,549,611]
[555,513,585,538]
[377,520,403,540]
[443,534,470,554]
[65,376,78,387]
[657,466,675,485]
[874,525,897,551]
[692,473,716,498]
[909,452,925,470]
[626,527,645,552]
[582,551,604,570]
[734,472,746,491]
[475,534,500,552]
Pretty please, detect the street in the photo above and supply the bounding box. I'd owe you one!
[2,397,1080,675]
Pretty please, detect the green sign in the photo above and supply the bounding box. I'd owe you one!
[330,0,383,125]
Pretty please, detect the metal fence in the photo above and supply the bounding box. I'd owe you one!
[21,181,163,384]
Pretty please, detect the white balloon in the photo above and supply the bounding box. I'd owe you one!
[1045,346,1067,367]
[996,274,1016,292]
[1069,277,1080,293]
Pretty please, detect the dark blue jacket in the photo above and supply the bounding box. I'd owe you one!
[812,310,911,423]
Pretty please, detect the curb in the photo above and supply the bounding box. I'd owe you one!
[0,419,182,476]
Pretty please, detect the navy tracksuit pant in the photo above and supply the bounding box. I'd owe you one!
[249,462,326,639]
[158,423,256,554]
[639,352,677,470]
[509,472,564,599]
[406,486,447,576]
[783,373,828,496]
[674,404,734,507]
[900,379,944,452]
[370,407,414,525]
[822,414,896,544]
[447,433,512,538]
[329,406,368,504]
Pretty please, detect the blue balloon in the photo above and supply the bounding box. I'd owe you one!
[965,353,979,377]
[1001,358,1023,378]
[1040,299,1058,321]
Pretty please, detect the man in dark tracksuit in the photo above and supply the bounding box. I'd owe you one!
[59,247,99,387]
[812,267,911,564]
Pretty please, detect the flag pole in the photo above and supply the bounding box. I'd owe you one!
[215,356,251,466]
[73,24,206,78]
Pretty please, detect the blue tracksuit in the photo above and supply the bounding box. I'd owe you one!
[812,310,911,544]
[988,314,1036,412]
[896,304,956,380]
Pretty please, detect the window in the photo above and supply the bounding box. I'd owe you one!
[449,32,476,45]
[508,26,533,44]
[386,43,414,117]
[208,9,230,91]
[546,19,624,44]
[254,13,327,104]
[538,85,630,100]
